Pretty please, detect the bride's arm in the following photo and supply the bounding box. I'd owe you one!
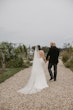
[43,54,47,63]
[43,57,47,63]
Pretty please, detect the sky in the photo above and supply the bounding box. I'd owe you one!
[0,0,73,47]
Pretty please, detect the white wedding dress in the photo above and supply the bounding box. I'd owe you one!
[17,47,48,94]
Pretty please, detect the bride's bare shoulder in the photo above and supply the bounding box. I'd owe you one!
[39,50,46,62]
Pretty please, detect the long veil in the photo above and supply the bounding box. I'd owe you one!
[18,46,41,94]
[31,46,40,73]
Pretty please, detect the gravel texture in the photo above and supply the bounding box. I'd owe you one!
[0,60,73,110]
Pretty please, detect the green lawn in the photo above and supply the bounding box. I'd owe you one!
[0,68,23,83]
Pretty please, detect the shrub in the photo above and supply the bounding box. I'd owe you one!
[23,60,32,68]
[65,62,71,68]
[65,57,73,69]
[70,57,73,63]
[62,52,69,63]
[6,57,24,68]
[6,57,32,68]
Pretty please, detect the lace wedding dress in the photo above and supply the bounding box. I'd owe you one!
[17,47,48,94]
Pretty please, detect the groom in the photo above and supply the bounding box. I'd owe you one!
[46,42,60,81]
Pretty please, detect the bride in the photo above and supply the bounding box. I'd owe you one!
[17,45,48,94]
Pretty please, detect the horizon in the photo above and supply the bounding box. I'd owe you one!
[0,40,73,49]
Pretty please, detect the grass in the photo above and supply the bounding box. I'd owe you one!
[0,68,23,83]
[0,60,32,83]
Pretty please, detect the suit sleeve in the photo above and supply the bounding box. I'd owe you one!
[58,49,60,56]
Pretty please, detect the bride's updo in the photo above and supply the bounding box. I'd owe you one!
[37,45,41,50]
[37,45,46,62]
[37,45,44,57]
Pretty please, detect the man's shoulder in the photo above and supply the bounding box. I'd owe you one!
[56,47,60,51]
[55,46,59,50]
[49,46,59,51]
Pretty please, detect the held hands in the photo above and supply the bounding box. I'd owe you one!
[44,57,48,63]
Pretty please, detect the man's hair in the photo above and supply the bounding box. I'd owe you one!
[50,42,56,47]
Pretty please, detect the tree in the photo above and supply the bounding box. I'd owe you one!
[0,48,6,70]
[15,44,27,58]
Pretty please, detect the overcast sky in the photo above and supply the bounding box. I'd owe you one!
[0,0,73,47]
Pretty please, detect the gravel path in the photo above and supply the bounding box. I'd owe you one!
[0,60,73,110]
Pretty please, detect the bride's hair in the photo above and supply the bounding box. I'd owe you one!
[37,45,41,50]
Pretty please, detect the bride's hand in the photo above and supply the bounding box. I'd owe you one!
[44,57,47,63]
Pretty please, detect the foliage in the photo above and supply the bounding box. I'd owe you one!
[6,57,24,68]
[62,52,70,63]
[23,60,32,68]
[65,57,73,71]
[62,45,73,71]
[15,45,27,57]
[0,42,32,83]
[0,42,28,68]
